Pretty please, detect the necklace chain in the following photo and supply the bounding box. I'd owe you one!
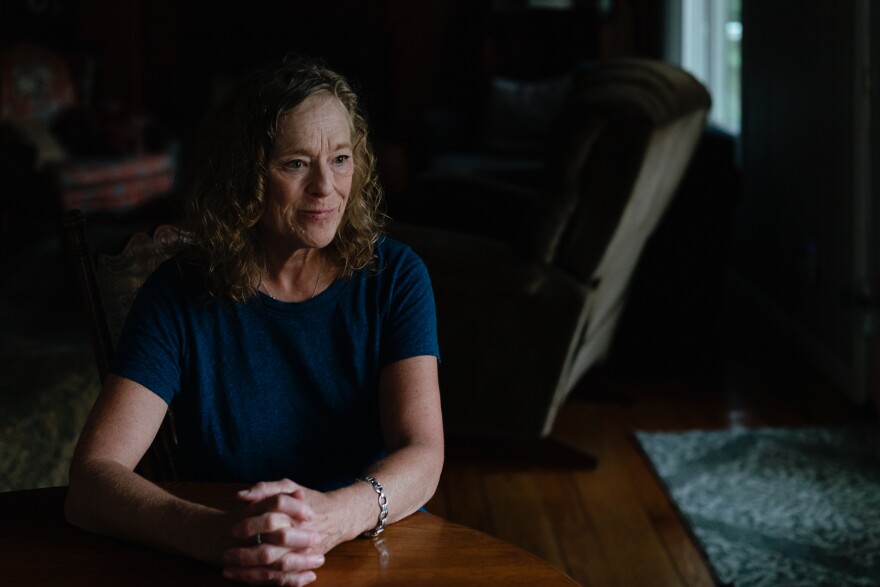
[262,255,325,302]
[311,255,325,299]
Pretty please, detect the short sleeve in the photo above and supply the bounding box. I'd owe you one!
[379,243,440,368]
[110,260,186,404]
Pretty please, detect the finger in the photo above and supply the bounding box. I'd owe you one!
[222,567,318,586]
[279,571,318,587]
[222,553,324,583]
[266,527,322,550]
[262,493,314,521]
[242,493,315,524]
[223,543,290,567]
[276,552,325,573]
[238,479,302,502]
[231,511,298,541]
[228,526,320,552]
[232,497,315,540]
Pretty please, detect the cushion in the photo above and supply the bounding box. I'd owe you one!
[481,74,573,154]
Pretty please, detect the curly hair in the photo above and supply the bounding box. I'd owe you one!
[177,54,385,301]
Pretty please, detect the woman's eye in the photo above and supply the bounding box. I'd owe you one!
[334,155,350,164]
[285,160,305,169]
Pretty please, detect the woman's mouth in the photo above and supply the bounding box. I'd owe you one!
[298,209,335,221]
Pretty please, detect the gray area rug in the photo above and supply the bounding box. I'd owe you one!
[636,426,880,587]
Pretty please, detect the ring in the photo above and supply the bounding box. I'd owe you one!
[256,533,262,546]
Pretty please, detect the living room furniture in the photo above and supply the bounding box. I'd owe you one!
[389,58,711,439]
[0,483,579,586]
[0,42,175,219]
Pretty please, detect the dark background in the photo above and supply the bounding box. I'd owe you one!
[6,0,866,402]
[0,0,668,193]
[0,0,742,378]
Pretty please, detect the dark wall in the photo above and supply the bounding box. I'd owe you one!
[731,0,867,400]
[5,0,726,370]
[1,0,663,154]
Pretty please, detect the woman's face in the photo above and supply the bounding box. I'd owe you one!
[260,94,354,252]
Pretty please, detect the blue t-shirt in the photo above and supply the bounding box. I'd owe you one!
[111,236,439,490]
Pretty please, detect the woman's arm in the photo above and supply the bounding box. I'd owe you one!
[372,353,445,518]
[228,354,444,564]
[320,353,444,539]
[65,375,321,574]
[66,374,228,562]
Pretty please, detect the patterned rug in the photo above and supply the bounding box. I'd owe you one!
[0,236,101,493]
[636,426,880,587]
[0,341,100,492]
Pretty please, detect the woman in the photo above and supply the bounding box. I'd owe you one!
[65,55,444,587]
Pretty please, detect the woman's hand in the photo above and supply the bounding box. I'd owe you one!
[221,480,327,586]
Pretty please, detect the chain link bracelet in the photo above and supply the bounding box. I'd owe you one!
[357,475,388,537]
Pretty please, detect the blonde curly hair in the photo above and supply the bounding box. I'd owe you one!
[178,54,384,301]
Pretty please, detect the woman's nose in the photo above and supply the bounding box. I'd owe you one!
[306,163,332,197]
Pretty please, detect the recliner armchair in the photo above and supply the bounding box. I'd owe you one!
[389,58,711,439]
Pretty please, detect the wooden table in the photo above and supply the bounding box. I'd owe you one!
[0,483,579,586]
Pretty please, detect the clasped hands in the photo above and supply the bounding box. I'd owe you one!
[221,479,336,586]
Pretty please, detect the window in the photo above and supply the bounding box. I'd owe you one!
[666,0,742,135]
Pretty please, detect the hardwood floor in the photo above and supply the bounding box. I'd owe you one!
[426,340,875,587]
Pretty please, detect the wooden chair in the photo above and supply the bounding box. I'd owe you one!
[64,209,181,481]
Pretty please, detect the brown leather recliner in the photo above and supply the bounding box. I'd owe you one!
[389,58,711,439]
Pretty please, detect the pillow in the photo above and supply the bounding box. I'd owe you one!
[481,74,573,154]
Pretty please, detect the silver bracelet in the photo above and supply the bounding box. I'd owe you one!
[357,475,388,537]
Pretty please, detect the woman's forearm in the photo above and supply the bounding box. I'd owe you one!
[65,458,229,564]
[361,441,443,526]
[349,354,445,538]
[319,439,444,546]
